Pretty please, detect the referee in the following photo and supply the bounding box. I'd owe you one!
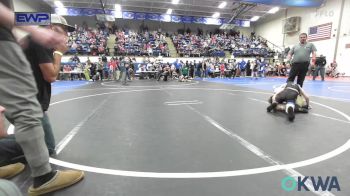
[286,33,317,87]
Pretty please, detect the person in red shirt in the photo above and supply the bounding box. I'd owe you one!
[220,63,225,78]
[108,57,117,80]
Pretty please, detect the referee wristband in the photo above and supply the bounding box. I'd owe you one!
[53,51,63,56]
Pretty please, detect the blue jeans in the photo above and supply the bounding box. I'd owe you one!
[0,113,56,166]
[42,112,56,155]
[313,66,325,81]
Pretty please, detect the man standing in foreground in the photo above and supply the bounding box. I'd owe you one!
[0,1,84,195]
[1,14,75,162]
[286,33,317,87]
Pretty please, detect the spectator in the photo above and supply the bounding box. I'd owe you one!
[0,3,84,195]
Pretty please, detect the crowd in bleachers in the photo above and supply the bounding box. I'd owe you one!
[59,54,296,82]
[63,23,284,81]
[172,31,276,58]
[114,30,169,57]
[66,22,277,58]
[67,25,110,56]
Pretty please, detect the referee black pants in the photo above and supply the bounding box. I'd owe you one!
[287,62,309,87]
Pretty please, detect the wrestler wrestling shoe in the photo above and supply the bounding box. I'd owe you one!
[286,107,295,121]
[267,102,277,112]
[296,105,309,113]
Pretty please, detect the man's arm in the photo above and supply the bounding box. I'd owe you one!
[0,3,14,28]
[0,106,7,138]
[286,47,294,64]
[299,88,310,105]
[311,51,317,66]
[311,44,317,66]
[39,43,68,83]
[39,55,62,83]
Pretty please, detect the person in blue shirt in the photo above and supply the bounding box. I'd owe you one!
[239,59,247,77]
[174,59,180,74]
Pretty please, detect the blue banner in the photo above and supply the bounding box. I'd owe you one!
[203,17,221,25]
[192,17,205,24]
[242,0,324,7]
[67,8,80,16]
[159,14,171,22]
[55,7,250,27]
[181,16,193,23]
[240,20,251,27]
[171,15,182,23]
[146,13,160,21]
[123,12,134,19]
[134,12,146,20]
[220,18,230,24]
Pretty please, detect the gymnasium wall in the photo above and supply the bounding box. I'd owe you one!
[12,0,51,12]
[252,11,285,49]
[336,0,350,76]
[254,0,350,75]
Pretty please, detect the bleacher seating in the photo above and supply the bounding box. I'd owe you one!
[67,26,109,56]
[114,31,169,57]
[172,32,275,58]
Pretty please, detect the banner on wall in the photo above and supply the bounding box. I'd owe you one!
[242,0,324,7]
[55,7,250,27]
[123,12,135,19]
[203,18,221,25]
[171,15,182,23]
[146,13,160,21]
[159,14,171,22]
[181,16,193,23]
[134,12,146,20]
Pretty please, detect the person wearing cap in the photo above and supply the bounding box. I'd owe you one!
[266,81,310,121]
[23,14,76,155]
[0,1,84,194]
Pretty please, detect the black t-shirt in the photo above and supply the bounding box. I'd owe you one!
[316,57,327,67]
[25,39,53,111]
[286,82,301,94]
[102,56,107,63]
[0,0,15,42]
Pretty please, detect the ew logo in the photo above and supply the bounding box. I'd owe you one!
[15,12,51,26]
[281,176,341,192]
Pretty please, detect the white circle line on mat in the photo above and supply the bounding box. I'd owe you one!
[49,87,350,178]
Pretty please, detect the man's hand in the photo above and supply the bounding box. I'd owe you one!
[0,105,5,113]
[52,25,69,54]
[311,58,316,66]
[23,26,66,49]
[55,41,69,54]
[286,60,291,66]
